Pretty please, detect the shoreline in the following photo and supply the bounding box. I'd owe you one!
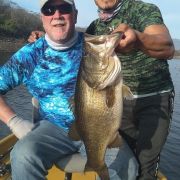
[173,56,180,59]
[0,37,25,52]
[0,37,180,59]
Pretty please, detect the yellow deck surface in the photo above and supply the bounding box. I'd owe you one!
[47,166,97,180]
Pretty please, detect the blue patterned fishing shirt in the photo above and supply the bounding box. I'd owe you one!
[0,32,84,132]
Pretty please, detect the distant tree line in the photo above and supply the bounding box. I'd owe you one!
[0,0,43,38]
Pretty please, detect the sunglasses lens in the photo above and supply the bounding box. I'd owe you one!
[41,4,73,16]
[41,5,55,16]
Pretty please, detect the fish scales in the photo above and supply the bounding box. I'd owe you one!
[69,33,132,180]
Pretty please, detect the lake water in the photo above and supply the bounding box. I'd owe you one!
[0,51,180,179]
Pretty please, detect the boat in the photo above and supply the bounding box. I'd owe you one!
[0,98,167,180]
[0,133,167,180]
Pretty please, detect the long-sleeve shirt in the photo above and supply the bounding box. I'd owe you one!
[0,32,84,132]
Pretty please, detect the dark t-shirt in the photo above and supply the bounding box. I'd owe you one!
[86,0,173,95]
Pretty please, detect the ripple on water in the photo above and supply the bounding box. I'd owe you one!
[0,60,180,179]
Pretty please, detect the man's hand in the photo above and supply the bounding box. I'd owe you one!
[28,31,45,43]
[112,24,137,53]
[7,115,35,139]
[112,23,174,59]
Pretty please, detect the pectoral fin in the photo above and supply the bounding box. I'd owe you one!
[106,86,115,108]
[122,84,134,100]
[108,133,123,148]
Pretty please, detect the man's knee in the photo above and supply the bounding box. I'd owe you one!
[10,137,40,164]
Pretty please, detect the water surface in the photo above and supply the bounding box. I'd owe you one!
[0,51,180,179]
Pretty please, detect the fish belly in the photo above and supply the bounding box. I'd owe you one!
[75,75,123,173]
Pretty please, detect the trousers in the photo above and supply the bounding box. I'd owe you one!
[120,90,175,180]
[10,120,138,180]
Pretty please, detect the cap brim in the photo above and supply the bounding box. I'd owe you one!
[40,0,74,8]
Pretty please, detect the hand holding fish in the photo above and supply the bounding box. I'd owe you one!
[113,23,174,59]
[112,23,138,53]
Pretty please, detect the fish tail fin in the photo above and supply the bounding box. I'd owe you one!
[85,163,110,180]
[106,86,115,108]
[122,84,134,100]
[96,164,110,180]
[84,163,92,172]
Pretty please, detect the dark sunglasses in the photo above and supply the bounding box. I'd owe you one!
[41,4,73,16]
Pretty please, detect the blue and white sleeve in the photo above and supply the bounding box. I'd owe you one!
[0,52,26,95]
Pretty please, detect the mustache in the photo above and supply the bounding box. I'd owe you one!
[51,19,66,26]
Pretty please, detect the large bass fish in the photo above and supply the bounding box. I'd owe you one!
[69,33,133,180]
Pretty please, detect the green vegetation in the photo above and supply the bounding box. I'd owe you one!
[0,0,43,38]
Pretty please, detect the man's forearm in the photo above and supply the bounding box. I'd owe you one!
[135,25,175,59]
[0,95,16,124]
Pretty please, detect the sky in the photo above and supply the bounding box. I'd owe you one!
[13,0,180,39]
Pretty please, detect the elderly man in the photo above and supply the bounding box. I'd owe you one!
[0,0,138,179]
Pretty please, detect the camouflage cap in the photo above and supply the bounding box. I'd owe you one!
[40,0,75,8]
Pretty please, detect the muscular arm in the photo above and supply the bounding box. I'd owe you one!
[0,95,16,124]
[113,24,175,59]
[136,24,175,59]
